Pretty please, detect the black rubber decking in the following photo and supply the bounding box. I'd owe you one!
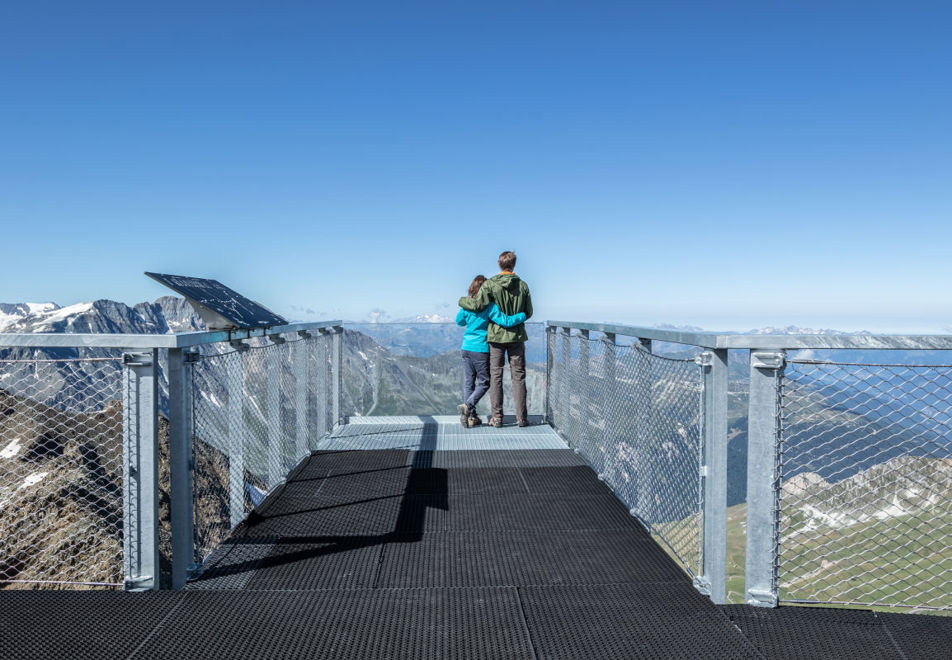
[1,448,949,659]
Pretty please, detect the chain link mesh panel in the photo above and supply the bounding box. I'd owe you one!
[547,329,704,577]
[190,333,334,563]
[0,351,124,588]
[779,358,952,611]
[341,324,546,418]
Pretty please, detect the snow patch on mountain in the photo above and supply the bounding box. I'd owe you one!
[32,302,95,330]
[746,326,871,336]
[0,439,22,459]
[411,313,454,323]
[0,302,60,331]
[782,456,952,539]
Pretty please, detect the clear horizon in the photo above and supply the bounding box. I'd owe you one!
[1,3,950,334]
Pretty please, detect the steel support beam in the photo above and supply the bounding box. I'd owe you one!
[545,326,556,425]
[294,337,308,458]
[227,346,246,530]
[745,350,785,607]
[634,338,653,519]
[331,326,343,427]
[168,348,197,589]
[578,329,591,452]
[560,327,572,440]
[600,333,616,462]
[696,349,728,604]
[267,343,283,486]
[122,349,160,591]
[317,329,330,438]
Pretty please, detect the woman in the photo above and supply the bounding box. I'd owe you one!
[456,275,527,427]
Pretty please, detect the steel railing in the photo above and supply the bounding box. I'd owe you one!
[341,322,547,418]
[0,321,342,590]
[778,357,952,611]
[4,316,951,612]
[546,321,952,612]
[545,324,722,601]
[0,349,125,587]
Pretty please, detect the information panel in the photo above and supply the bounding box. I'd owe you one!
[145,272,288,329]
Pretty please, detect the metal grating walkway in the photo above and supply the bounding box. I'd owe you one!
[1,419,949,659]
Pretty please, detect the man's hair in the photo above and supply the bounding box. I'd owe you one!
[468,275,487,298]
[498,251,516,271]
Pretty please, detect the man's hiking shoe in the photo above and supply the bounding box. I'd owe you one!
[487,416,504,428]
[458,404,469,428]
[467,416,482,428]
[517,419,529,427]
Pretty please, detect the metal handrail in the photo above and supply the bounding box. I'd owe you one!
[0,320,343,349]
[546,320,952,350]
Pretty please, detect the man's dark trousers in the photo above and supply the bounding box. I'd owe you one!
[488,341,527,423]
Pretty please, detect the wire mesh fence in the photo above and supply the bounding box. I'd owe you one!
[779,358,952,611]
[0,350,124,588]
[341,323,547,418]
[190,332,334,562]
[547,329,704,577]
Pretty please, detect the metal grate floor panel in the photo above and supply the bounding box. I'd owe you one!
[245,539,384,591]
[874,611,952,660]
[0,591,181,660]
[3,422,949,659]
[409,448,587,468]
[376,529,688,588]
[137,588,534,660]
[520,583,762,659]
[187,537,276,590]
[318,416,567,451]
[721,605,952,660]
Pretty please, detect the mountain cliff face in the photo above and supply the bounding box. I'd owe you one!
[341,329,544,417]
[781,455,952,536]
[0,297,203,336]
[0,297,543,419]
[0,303,59,331]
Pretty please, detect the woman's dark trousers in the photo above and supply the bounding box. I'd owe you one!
[462,350,490,414]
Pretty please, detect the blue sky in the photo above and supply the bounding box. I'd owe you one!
[1,2,950,332]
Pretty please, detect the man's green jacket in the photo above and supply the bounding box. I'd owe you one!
[458,272,533,343]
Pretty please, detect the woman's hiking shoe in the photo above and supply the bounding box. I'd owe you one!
[458,403,469,428]
[487,416,504,428]
[467,416,482,428]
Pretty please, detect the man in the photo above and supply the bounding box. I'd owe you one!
[458,251,533,427]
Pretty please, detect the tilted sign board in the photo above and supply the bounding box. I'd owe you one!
[145,272,288,330]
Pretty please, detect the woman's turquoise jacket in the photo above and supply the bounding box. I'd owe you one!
[456,303,527,353]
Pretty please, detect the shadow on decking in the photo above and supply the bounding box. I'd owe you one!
[192,416,448,582]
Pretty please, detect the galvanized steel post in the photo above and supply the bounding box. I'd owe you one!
[600,332,617,457]
[332,326,343,427]
[169,347,197,589]
[304,334,316,448]
[121,349,160,591]
[227,342,248,529]
[545,326,556,425]
[634,338,653,520]
[745,350,785,607]
[560,327,572,440]
[317,329,330,437]
[294,333,309,458]
[267,336,284,485]
[578,329,591,451]
[695,349,728,604]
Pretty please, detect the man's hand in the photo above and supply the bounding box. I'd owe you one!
[458,283,492,312]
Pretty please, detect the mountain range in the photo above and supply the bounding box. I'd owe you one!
[0,297,544,418]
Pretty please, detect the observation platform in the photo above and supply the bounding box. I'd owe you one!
[3,417,948,659]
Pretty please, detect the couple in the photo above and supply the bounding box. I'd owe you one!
[455,250,533,428]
